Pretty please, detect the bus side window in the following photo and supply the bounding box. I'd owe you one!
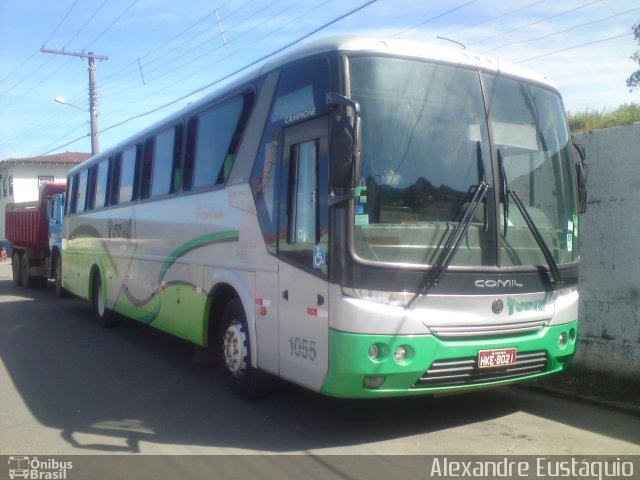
[109,153,122,206]
[118,144,141,204]
[69,173,79,214]
[64,176,72,216]
[86,164,98,211]
[183,93,252,191]
[171,124,183,194]
[250,56,331,258]
[183,117,198,191]
[149,124,182,198]
[94,159,109,209]
[140,137,155,199]
[76,169,89,213]
[288,141,317,245]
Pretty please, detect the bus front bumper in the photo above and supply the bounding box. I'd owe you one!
[320,321,577,398]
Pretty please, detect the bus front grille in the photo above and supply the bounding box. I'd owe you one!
[412,350,548,388]
[428,320,548,339]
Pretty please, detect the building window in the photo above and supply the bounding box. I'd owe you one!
[9,176,12,196]
[38,175,54,186]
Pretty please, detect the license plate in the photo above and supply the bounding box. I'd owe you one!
[478,348,517,369]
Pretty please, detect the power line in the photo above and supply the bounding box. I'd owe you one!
[99,0,312,103]
[467,0,605,46]
[516,31,633,63]
[392,0,480,39]
[32,0,378,157]
[0,0,79,87]
[44,0,80,46]
[63,0,109,49]
[99,0,324,113]
[437,0,549,38]
[83,0,138,49]
[41,48,108,155]
[484,5,640,53]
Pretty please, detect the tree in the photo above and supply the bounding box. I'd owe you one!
[627,23,640,91]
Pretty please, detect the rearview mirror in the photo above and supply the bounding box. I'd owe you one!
[327,93,361,190]
[572,142,587,214]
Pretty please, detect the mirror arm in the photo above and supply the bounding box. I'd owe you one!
[328,191,353,207]
[326,93,360,115]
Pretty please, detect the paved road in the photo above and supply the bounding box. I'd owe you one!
[0,262,638,456]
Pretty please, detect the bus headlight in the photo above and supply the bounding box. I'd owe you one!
[394,346,407,362]
[368,343,380,360]
[343,287,415,307]
[558,332,568,349]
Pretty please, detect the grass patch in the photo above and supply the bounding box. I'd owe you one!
[568,103,640,133]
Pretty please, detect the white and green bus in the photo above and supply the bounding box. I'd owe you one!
[61,37,586,398]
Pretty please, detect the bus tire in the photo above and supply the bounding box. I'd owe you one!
[54,254,66,297]
[21,254,33,288]
[92,273,118,327]
[11,252,22,286]
[219,298,273,398]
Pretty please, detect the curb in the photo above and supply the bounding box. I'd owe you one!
[519,383,640,417]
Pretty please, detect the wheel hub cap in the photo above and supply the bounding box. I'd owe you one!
[223,320,247,376]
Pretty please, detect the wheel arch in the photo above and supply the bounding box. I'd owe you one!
[206,269,257,368]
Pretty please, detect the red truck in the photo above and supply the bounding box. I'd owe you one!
[5,182,65,294]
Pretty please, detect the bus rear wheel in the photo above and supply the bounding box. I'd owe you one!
[11,252,22,286]
[92,273,118,327]
[219,299,273,398]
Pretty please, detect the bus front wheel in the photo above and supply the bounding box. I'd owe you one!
[219,299,273,398]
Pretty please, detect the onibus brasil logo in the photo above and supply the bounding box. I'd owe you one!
[8,456,73,479]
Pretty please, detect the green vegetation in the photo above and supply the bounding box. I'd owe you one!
[567,103,640,133]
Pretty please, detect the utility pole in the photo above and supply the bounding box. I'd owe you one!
[41,48,108,156]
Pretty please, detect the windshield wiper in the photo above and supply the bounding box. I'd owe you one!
[408,181,489,306]
[476,141,488,232]
[508,189,564,286]
[497,149,509,236]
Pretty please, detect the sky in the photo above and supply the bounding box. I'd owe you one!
[0,0,638,159]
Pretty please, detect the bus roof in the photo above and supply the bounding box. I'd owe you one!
[260,36,556,89]
[71,36,558,172]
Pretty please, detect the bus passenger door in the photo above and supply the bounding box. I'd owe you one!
[278,117,330,391]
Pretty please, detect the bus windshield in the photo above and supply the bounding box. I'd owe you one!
[348,55,578,269]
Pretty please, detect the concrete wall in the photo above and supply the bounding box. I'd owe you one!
[574,123,640,378]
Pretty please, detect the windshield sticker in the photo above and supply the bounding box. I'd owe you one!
[313,244,327,269]
[567,233,573,252]
[573,214,579,237]
[354,186,369,225]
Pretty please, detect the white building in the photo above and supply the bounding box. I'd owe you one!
[0,152,89,243]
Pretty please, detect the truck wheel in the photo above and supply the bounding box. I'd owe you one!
[92,273,118,327]
[219,299,273,398]
[20,254,33,288]
[11,252,22,286]
[54,255,66,297]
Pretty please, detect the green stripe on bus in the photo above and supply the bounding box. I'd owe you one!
[158,230,240,282]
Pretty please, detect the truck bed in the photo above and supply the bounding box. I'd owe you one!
[5,183,66,250]
[5,201,49,249]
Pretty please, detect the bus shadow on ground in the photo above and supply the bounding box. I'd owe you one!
[1,273,638,453]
